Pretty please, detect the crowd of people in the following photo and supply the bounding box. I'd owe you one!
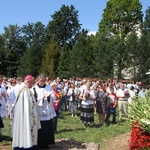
[0,74,149,149]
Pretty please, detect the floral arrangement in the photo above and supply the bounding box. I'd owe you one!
[124,89,130,98]
[130,122,150,150]
[128,96,150,150]
[84,91,90,99]
[55,91,63,99]
[53,91,63,110]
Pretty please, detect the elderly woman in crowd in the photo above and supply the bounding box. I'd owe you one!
[79,83,96,128]
[96,85,107,126]
[67,83,78,117]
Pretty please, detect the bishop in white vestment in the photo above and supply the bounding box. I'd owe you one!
[12,75,41,150]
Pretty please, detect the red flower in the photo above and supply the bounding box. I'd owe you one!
[129,122,150,150]
[55,91,63,99]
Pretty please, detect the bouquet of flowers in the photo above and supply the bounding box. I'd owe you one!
[55,91,63,100]
[53,91,63,110]
[124,89,130,98]
[84,91,90,99]
[128,96,150,150]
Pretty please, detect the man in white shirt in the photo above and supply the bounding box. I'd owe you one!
[116,83,129,121]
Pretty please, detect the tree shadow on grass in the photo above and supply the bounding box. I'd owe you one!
[56,127,86,134]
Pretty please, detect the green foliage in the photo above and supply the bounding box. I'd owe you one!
[126,31,140,81]
[47,5,81,49]
[99,0,142,37]
[21,22,46,47]
[58,43,71,79]
[17,42,43,77]
[0,35,7,75]
[97,0,143,79]
[137,43,150,83]
[93,34,114,79]
[137,7,150,84]
[41,36,60,79]
[69,31,94,78]
[128,96,150,133]
[2,25,27,77]
[143,6,150,32]
[0,2,149,83]
[17,22,46,77]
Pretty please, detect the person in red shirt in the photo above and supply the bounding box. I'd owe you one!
[105,86,117,124]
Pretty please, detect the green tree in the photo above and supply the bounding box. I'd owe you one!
[137,7,150,84]
[99,0,143,37]
[126,31,140,81]
[143,6,150,32]
[47,5,81,49]
[3,25,26,77]
[112,36,128,79]
[58,43,70,79]
[21,22,46,47]
[41,36,60,79]
[93,34,115,79]
[17,22,46,77]
[17,42,43,77]
[0,35,7,75]
[98,0,143,79]
[69,30,94,78]
[138,33,150,84]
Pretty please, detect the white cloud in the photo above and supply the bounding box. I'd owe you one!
[88,31,97,36]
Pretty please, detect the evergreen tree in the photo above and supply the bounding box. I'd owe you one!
[41,36,60,79]
[112,36,128,79]
[3,25,26,77]
[17,22,46,77]
[93,34,115,79]
[47,5,81,49]
[69,30,94,78]
[58,43,70,79]
[0,35,7,75]
[143,6,150,32]
[17,42,43,77]
[138,7,150,84]
[138,33,150,84]
[99,0,143,37]
[126,31,140,81]
[98,0,143,79]
[21,22,46,47]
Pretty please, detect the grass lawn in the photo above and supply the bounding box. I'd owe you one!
[0,109,131,149]
[56,110,130,148]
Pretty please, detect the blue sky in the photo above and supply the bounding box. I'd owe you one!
[0,0,149,34]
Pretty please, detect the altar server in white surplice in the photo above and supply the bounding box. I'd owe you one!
[12,75,41,150]
[32,74,56,149]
